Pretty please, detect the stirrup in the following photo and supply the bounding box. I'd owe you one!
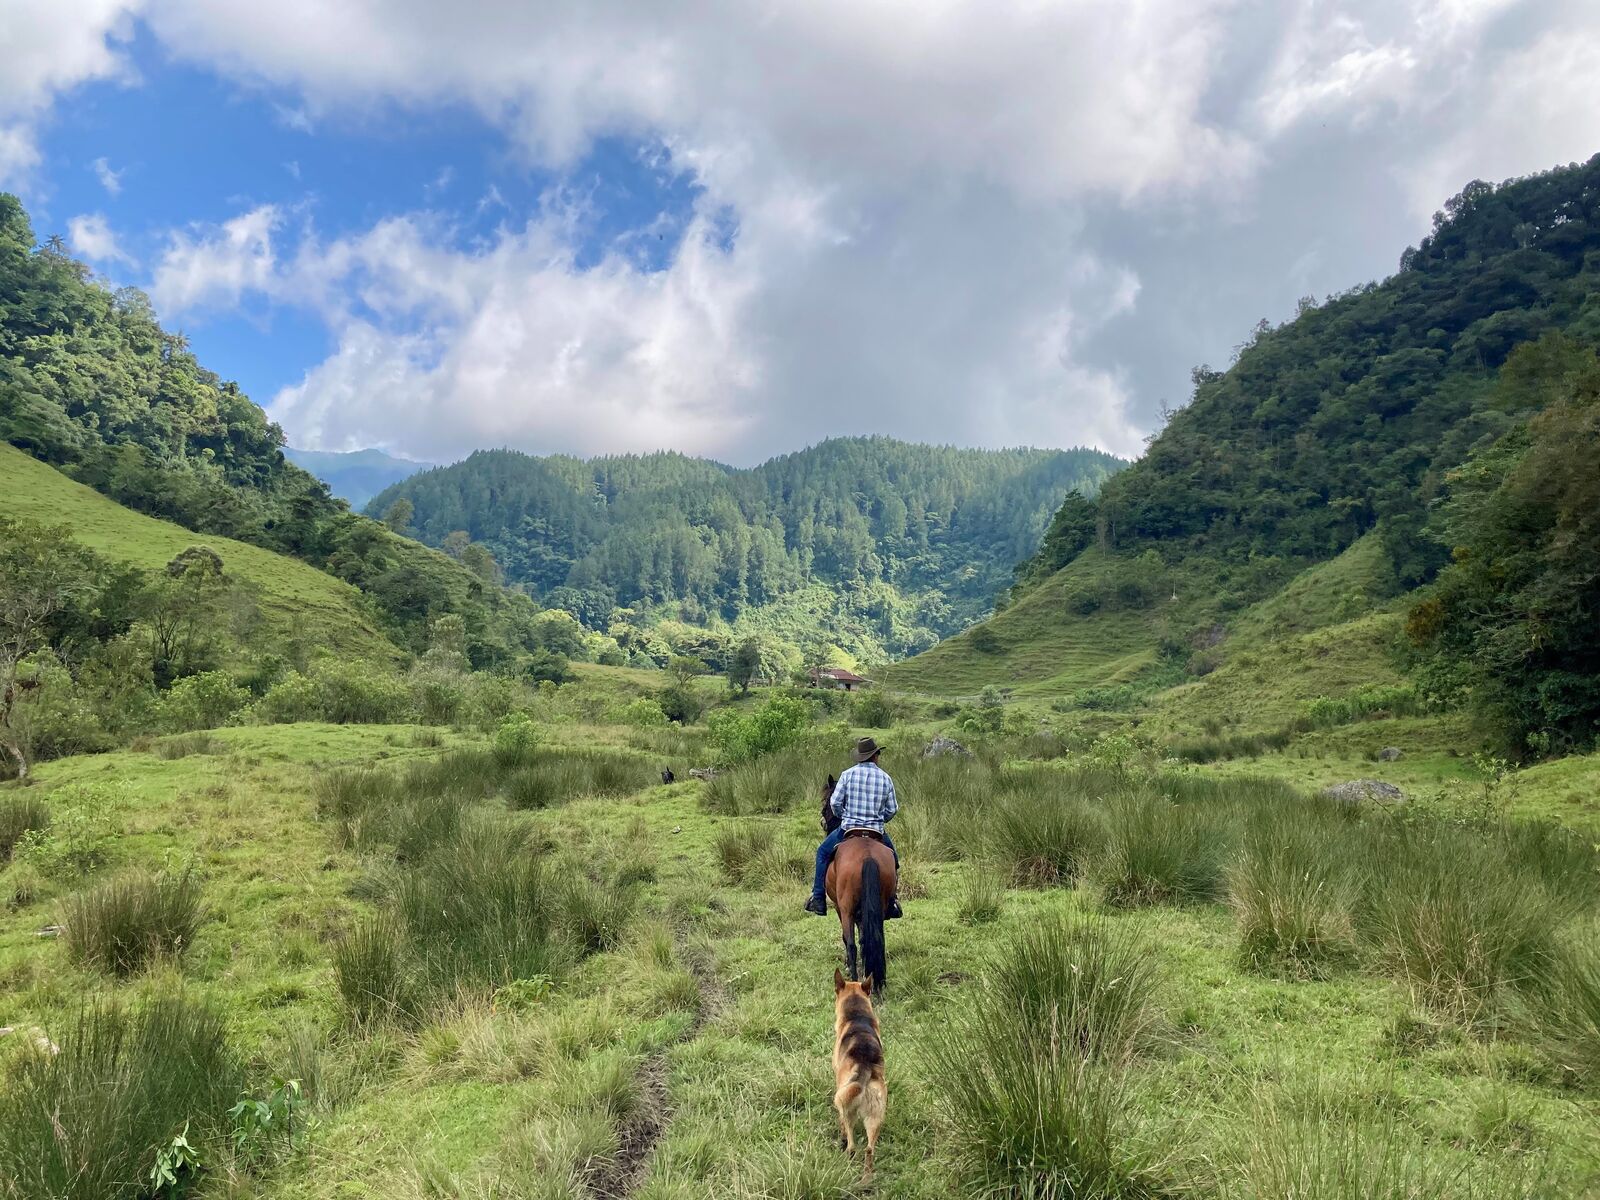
[886,896,904,920]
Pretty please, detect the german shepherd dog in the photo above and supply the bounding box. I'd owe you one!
[832,967,887,1182]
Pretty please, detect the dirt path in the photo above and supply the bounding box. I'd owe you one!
[588,933,731,1198]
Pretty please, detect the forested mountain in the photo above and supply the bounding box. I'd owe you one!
[1014,157,1600,598]
[285,447,437,510]
[991,156,1600,752]
[370,439,1124,661]
[0,193,541,665]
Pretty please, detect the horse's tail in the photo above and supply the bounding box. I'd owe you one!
[859,854,886,994]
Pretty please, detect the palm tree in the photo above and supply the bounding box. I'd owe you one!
[43,234,66,255]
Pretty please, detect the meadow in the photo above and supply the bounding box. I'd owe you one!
[2,682,1598,1199]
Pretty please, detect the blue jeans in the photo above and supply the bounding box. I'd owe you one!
[812,827,897,899]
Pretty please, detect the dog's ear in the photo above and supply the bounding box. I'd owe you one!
[827,773,836,787]
[862,974,875,996]
[834,967,846,993]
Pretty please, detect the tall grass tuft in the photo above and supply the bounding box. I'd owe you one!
[1229,1089,1547,1199]
[715,822,778,884]
[61,868,203,975]
[1230,815,1362,977]
[989,786,1105,887]
[395,819,574,994]
[929,916,1177,1199]
[957,865,1005,925]
[0,993,240,1200]
[0,793,49,861]
[1523,938,1600,1087]
[1358,824,1571,1025]
[1089,794,1226,908]
[333,911,417,1024]
[984,915,1166,1063]
[700,741,835,816]
[928,915,1177,1196]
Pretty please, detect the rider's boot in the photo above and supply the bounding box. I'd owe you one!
[803,893,828,916]
[886,894,903,920]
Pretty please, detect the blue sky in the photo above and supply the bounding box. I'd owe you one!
[24,24,702,425]
[4,1,1598,464]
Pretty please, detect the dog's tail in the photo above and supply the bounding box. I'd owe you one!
[859,855,886,994]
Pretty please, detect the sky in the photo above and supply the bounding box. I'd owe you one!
[4,1,1599,466]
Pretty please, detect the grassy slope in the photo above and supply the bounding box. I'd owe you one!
[880,549,1180,697]
[3,444,399,664]
[2,724,1595,1196]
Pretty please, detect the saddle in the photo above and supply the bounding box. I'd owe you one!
[841,828,886,845]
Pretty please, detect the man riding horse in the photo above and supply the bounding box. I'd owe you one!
[806,737,903,920]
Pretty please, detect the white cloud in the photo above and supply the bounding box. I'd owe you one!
[115,0,1600,463]
[67,211,134,265]
[91,155,123,194]
[1402,24,1600,221]
[149,205,283,313]
[0,0,138,188]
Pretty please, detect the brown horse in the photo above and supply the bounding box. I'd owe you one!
[822,777,895,993]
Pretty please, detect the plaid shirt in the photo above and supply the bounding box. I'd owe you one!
[830,761,898,833]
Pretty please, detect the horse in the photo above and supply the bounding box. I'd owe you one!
[821,776,895,993]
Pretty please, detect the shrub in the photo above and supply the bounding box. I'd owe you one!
[151,731,225,759]
[707,694,813,763]
[1359,825,1571,1025]
[410,665,467,726]
[502,751,656,810]
[253,670,321,723]
[1089,794,1226,908]
[61,868,204,975]
[618,697,669,727]
[159,671,251,733]
[493,713,541,766]
[0,994,240,1200]
[0,794,49,862]
[851,690,895,729]
[12,787,118,878]
[312,661,414,724]
[1230,816,1362,977]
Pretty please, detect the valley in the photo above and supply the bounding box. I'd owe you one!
[4,157,1600,1199]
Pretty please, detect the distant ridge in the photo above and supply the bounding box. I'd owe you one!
[285,447,438,510]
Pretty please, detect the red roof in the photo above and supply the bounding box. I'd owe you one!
[819,667,868,682]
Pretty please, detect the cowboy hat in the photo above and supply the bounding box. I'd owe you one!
[853,736,882,763]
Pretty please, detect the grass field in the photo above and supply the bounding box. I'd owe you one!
[880,550,1179,697]
[4,716,1597,1198]
[2,444,399,665]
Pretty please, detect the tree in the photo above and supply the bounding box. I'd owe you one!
[382,498,414,534]
[659,656,706,723]
[141,550,231,686]
[440,531,472,560]
[459,542,501,585]
[729,637,762,694]
[0,518,101,779]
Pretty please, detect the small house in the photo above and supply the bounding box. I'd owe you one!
[810,667,871,692]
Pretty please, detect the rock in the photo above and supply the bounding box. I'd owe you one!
[1321,779,1406,807]
[922,736,972,759]
[0,1025,58,1054]
[688,767,720,781]
[1377,747,1403,762]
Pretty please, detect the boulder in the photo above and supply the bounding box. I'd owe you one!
[1377,747,1403,762]
[1321,779,1406,808]
[688,767,721,781]
[922,736,972,759]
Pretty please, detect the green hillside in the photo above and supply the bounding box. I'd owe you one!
[3,443,398,665]
[896,158,1600,755]
[370,438,1126,662]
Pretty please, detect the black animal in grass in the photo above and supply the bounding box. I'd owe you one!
[661,767,675,785]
